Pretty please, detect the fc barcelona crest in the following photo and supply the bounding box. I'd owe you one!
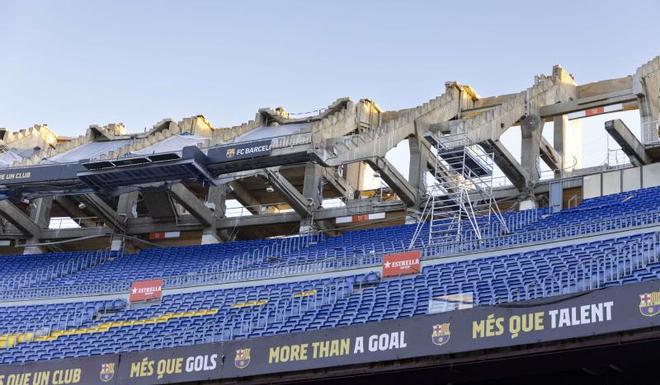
[99,363,115,382]
[431,323,451,346]
[226,148,236,159]
[235,348,251,369]
[639,291,660,317]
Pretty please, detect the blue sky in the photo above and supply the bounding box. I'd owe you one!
[0,0,659,171]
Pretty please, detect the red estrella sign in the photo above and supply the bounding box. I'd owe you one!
[129,279,164,302]
[382,250,421,277]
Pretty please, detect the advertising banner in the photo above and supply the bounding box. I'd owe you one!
[0,355,118,385]
[208,140,273,163]
[382,250,421,277]
[0,163,83,186]
[129,279,164,302]
[1,280,658,384]
[116,343,225,385]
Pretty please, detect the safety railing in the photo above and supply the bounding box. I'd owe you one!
[0,209,658,301]
[0,249,115,292]
[422,210,660,259]
[506,231,660,304]
[48,216,105,230]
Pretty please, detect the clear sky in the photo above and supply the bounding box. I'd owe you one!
[1,0,659,172]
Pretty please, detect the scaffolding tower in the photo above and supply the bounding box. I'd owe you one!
[409,132,509,248]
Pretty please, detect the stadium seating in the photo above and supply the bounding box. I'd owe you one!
[0,230,658,363]
[0,186,658,364]
[18,186,658,298]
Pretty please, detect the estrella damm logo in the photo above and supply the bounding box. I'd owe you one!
[235,348,251,369]
[431,323,451,346]
[639,291,660,317]
[226,148,236,159]
[99,363,115,382]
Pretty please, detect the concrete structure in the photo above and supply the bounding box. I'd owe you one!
[0,56,658,253]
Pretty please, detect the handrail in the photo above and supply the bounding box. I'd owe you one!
[0,209,658,301]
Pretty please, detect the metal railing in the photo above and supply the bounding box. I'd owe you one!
[0,209,658,301]
[4,232,660,357]
[48,216,105,230]
[0,249,115,292]
[506,232,660,304]
[422,210,660,259]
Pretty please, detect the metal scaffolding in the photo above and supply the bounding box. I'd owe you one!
[410,132,508,248]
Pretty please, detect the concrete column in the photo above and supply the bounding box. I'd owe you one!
[300,163,324,233]
[201,229,223,245]
[553,114,582,175]
[520,114,543,183]
[202,185,230,244]
[407,137,427,201]
[117,191,139,219]
[207,185,227,219]
[24,197,53,254]
[635,61,660,144]
[302,163,323,209]
[110,235,124,251]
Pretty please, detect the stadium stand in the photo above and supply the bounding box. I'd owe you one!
[2,187,658,301]
[0,56,659,384]
[0,187,658,364]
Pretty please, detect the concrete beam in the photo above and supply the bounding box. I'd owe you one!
[320,167,352,198]
[539,136,562,172]
[264,168,313,217]
[228,181,261,214]
[539,89,637,118]
[54,196,89,220]
[41,226,113,240]
[365,157,417,206]
[419,139,452,184]
[0,200,40,236]
[80,194,126,232]
[126,200,406,234]
[170,183,215,227]
[605,119,652,166]
[480,139,530,192]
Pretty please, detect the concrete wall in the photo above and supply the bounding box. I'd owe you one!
[583,174,602,199]
[582,163,660,200]
[642,162,660,188]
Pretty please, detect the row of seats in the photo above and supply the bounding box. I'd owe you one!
[25,187,660,296]
[0,230,657,364]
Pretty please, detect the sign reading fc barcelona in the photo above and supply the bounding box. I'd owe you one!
[211,139,273,163]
